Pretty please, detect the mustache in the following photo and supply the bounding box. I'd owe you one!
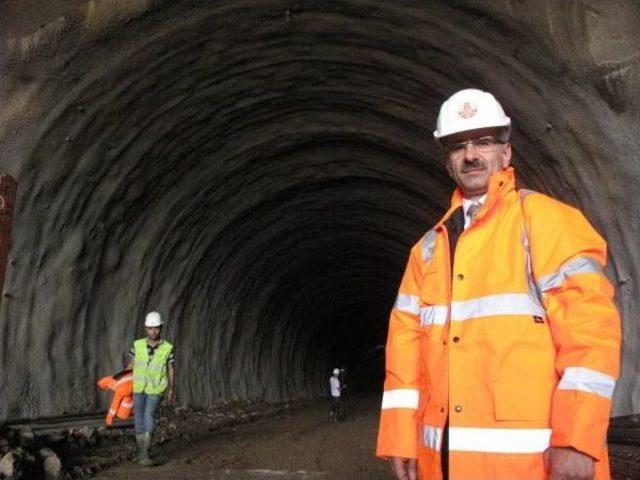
[461,160,485,172]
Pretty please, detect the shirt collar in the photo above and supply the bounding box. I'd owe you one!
[462,194,487,218]
[436,167,516,229]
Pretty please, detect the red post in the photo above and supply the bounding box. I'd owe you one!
[0,175,17,299]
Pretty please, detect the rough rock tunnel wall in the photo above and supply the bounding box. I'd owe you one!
[0,0,639,419]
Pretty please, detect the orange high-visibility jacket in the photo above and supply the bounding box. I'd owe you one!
[97,370,134,426]
[377,168,621,479]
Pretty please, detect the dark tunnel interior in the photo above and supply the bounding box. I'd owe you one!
[1,0,640,419]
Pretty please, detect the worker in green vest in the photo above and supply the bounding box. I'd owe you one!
[125,311,176,466]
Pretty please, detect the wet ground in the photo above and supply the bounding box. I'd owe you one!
[95,396,394,480]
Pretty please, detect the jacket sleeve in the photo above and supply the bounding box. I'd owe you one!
[376,242,426,459]
[525,193,621,461]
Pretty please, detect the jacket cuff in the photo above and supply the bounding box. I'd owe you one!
[550,391,612,461]
[377,407,419,459]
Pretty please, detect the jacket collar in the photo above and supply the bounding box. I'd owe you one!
[436,167,516,229]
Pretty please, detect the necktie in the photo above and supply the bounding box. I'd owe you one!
[466,202,481,225]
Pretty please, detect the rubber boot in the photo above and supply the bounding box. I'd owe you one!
[137,432,154,466]
[136,434,146,464]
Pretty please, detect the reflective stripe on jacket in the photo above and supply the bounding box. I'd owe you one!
[133,339,173,395]
[97,370,133,425]
[376,167,621,479]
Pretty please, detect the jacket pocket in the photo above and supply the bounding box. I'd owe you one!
[493,381,554,421]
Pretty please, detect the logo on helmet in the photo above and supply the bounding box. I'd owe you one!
[458,102,477,119]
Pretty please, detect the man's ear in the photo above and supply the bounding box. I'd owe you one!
[445,157,454,178]
[501,143,512,169]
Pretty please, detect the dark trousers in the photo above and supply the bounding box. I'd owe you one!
[330,396,342,419]
[441,420,449,479]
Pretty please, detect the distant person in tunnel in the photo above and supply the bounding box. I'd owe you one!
[126,311,176,466]
[329,368,343,421]
[377,89,620,480]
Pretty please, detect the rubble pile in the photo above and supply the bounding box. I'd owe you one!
[0,427,70,479]
[0,399,303,479]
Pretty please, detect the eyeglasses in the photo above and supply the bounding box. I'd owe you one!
[444,136,505,157]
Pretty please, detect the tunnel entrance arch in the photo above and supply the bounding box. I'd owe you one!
[0,0,639,420]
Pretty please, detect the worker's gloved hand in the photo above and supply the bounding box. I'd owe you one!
[544,446,594,480]
[389,457,417,480]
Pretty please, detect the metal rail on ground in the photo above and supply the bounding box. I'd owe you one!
[3,412,133,434]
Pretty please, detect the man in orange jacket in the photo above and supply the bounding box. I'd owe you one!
[377,89,621,480]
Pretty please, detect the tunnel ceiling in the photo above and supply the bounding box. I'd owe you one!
[1,0,640,419]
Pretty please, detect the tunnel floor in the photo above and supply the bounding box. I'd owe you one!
[95,396,392,480]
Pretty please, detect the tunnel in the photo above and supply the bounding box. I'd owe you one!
[1,0,640,421]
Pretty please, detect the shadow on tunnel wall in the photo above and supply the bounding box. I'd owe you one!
[0,0,640,420]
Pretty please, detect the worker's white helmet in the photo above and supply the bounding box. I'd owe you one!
[433,88,511,140]
[333,368,340,375]
[144,311,163,327]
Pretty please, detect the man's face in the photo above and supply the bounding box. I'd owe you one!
[146,326,161,341]
[443,127,511,198]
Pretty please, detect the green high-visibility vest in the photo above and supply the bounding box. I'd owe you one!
[132,339,173,395]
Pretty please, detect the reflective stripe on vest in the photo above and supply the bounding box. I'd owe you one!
[420,305,448,326]
[132,339,173,395]
[421,426,551,453]
[398,292,546,327]
[558,366,615,399]
[417,292,545,327]
[381,389,419,410]
[451,292,545,320]
[537,256,603,293]
[422,425,444,451]
[448,427,551,453]
[394,294,420,315]
[421,229,438,261]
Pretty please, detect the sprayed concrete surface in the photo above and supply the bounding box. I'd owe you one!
[94,397,392,480]
[1,1,640,420]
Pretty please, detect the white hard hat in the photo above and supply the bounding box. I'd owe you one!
[333,368,340,375]
[144,311,163,327]
[433,88,511,140]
